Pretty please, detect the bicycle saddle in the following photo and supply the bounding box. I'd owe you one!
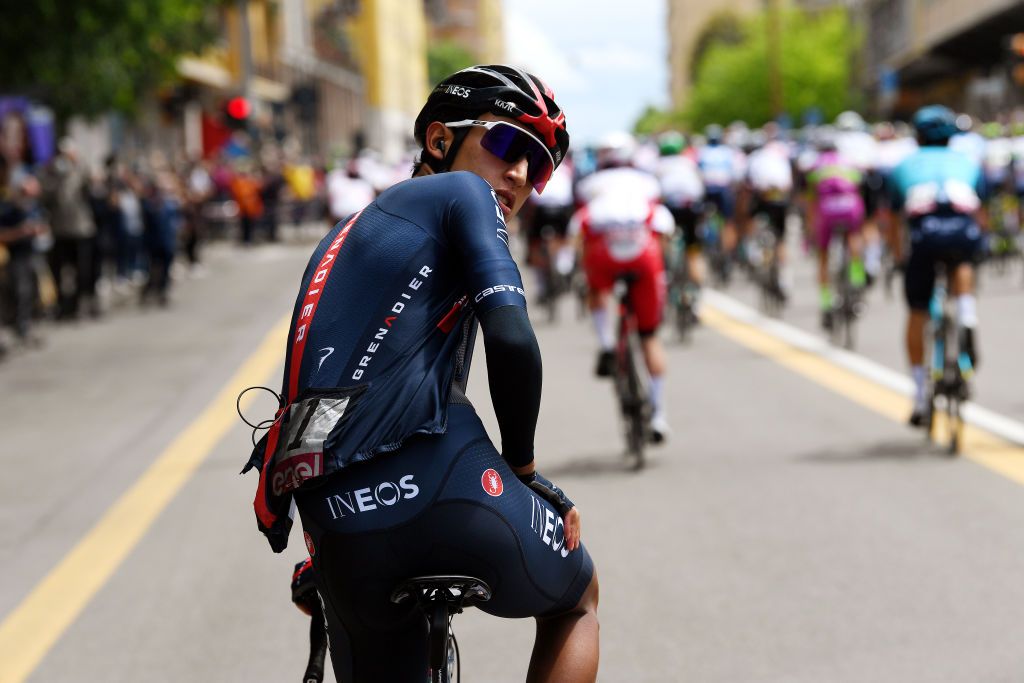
[390,575,492,608]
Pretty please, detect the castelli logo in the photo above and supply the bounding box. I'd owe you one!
[304,532,315,557]
[481,469,503,497]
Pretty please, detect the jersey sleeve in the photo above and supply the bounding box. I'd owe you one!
[444,172,527,314]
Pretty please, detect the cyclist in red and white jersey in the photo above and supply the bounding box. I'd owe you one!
[570,133,675,442]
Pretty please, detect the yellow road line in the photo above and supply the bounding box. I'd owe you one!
[701,305,1024,484]
[0,315,290,683]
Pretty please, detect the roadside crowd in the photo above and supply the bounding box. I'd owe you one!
[0,129,391,362]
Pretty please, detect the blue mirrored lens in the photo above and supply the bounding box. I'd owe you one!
[479,124,554,190]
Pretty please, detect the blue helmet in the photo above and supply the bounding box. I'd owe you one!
[912,105,958,145]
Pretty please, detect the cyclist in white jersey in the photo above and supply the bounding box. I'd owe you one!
[571,134,675,441]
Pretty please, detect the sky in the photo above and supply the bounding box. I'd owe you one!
[502,0,669,145]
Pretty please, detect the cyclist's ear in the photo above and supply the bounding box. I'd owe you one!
[425,122,454,162]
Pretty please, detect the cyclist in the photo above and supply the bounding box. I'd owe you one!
[571,132,675,442]
[698,124,744,270]
[743,125,795,299]
[886,105,986,426]
[655,131,705,295]
[805,132,867,331]
[245,65,598,682]
[521,154,576,304]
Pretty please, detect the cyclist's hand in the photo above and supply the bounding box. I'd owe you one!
[563,505,581,552]
[515,469,581,551]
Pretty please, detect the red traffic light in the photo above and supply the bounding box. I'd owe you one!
[226,97,251,120]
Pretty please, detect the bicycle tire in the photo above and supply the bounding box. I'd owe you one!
[622,333,646,469]
[947,393,962,456]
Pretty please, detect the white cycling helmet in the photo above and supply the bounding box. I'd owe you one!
[836,110,867,132]
[595,131,636,168]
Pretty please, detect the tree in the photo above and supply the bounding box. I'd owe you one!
[427,40,477,88]
[689,11,744,84]
[0,0,223,125]
[683,8,860,129]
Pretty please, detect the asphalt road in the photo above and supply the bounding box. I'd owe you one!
[2,226,1024,682]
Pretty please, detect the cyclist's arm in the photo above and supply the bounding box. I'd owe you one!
[479,305,541,468]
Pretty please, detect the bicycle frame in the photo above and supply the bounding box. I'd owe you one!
[927,266,969,454]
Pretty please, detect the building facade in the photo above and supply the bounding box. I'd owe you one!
[865,0,1024,117]
[349,0,430,161]
[667,0,760,111]
[426,0,506,66]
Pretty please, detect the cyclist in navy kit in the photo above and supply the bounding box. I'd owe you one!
[244,65,598,682]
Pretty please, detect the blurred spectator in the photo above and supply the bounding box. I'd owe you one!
[140,172,183,306]
[229,161,263,245]
[114,169,145,282]
[183,158,214,268]
[41,138,98,320]
[0,156,45,349]
[326,158,374,224]
[259,156,285,242]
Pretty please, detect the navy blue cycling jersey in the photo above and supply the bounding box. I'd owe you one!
[246,171,528,550]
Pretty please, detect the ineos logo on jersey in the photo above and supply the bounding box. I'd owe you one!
[444,85,471,98]
[324,475,420,520]
[351,264,433,381]
[474,283,526,304]
[530,496,570,558]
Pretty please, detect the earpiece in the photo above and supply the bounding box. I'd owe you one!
[436,139,446,154]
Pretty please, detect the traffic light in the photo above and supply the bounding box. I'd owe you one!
[224,96,251,129]
[1006,33,1024,86]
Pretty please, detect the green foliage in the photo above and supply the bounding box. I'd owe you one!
[689,11,744,83]
[684,8,860,129]
[633,106,687,136]
[0,0,224,123]
[427,40,477,87]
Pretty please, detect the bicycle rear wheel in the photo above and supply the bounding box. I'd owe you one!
[615,327,647,470]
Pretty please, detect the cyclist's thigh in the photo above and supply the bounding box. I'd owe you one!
[676,207,701,248]
[583,241,616,292]
[707,187,733,219]
[904,239,936,312]
[628,243,667,335]
[767,201,788,239]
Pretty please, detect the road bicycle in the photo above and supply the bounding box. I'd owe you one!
[535,223,574,324]
[665,227,699,343]
[925,264,973,455]
[612,273,651,469]
[825,221,866,350]
[296,574,491,683]
[700,203,731,286]
[746,213,785,316]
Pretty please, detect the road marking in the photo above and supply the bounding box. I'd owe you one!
[700,291,1024,486]
[0,315,290,683]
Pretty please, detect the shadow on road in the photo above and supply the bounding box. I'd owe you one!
[542,452,661,478]
[795,437,959,464]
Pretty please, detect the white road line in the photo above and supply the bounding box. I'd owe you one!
[703,288,1024,446]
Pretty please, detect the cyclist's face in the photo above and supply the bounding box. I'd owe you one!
[448,113,535,220]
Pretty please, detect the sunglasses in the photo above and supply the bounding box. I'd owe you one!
[445,119,555,193]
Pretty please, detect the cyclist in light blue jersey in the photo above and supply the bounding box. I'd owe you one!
[887,105,987,426]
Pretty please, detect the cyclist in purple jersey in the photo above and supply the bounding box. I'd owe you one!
[806,139,867,330]
[244,65,598,683]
